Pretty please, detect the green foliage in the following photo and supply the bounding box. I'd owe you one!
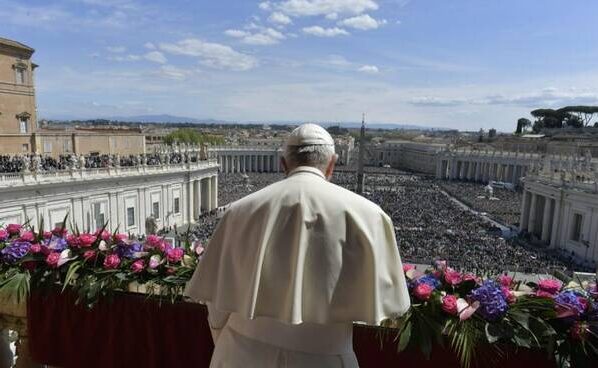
[0,270,30,305]
[163,128,224,146]
[515,118,532,134]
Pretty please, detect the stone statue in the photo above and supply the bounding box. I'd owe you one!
[67,154,77,170]
[140,153,147,166]
[79,154,86,169]
[32,154,42,172]
[145,215,158,235]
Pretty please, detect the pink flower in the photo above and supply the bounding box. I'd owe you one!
[403,264,415,273]
[577,297,588,312]
[149,255,162,269]
[42,231,53,239]
[94,230,111,242]
[45,252,61,268]
[498,274,513,288]
[113,233,128,243]
[165,247,184,263]
[83,250,97,261]
[537,279,562,296]
[6,224,21,235]
[66,234,80,247]
[501,287,517,304]
[444,268,462,286]
[19,231,35,242]
[0,229,9,241]
[441,295,458,315]
[78,234,97,247]
[29,243,42,254]
[462,273,479,284]
[131,259,145,273]
[145,235,162,248]
[103,254,121,269]
[414,283,433,301]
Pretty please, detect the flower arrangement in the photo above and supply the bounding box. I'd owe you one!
[0,220,204,308]
[384,260,598,368]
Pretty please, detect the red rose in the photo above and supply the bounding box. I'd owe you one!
[441,295,458,315]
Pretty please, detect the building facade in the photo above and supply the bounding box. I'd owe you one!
[209,146,283,173]
[369,141,446,174]
[0,160,219,235]
[520,163,598,263]
[0,37,37,153]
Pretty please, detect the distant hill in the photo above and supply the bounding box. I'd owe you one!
[106,114,206,123]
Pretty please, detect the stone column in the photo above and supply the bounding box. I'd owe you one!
[520,190,531,231]
[541,197,554,242]
[550,197,562,248]
[528,193,538,235]
[194,179,201,219]
[210,175,218,209]
[187,179,194,222]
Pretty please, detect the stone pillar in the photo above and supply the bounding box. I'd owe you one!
[541,197,554,242]
[259,155,263,172]
[550,198,562,248]
[210,175,218,209]
[528,193,538,235]
[520,190,531,231]
[194,180,201,219]
[187,179,194,222]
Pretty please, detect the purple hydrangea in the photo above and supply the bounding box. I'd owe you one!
[1,241,31,263]
[116,241,143,259]
[555,291,585,315]
[45,236,67,252]
[469,281,509,321]
[412,274,442,290]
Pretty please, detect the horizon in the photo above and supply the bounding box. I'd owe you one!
[3,0,598,132]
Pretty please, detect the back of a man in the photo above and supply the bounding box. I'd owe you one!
[185,124,410,368]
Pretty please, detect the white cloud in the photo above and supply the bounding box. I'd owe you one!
[259,1,272,10]
[268,11,292,25]
[224,29,249,38]
[144,42,156,49]
[358,65,379,74]
[225,27,285,45]
[276,0,378,17]
[302,26,349,37]
[338,14,386,30]
[156,65,192,80]
[159,38,258,71]
[108,54,141,62]
[106,45,127,53]
[144,51,167,64]
[325,13,338,20]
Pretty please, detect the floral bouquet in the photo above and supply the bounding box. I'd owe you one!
[0,220,205,308]
[383,261,598,368]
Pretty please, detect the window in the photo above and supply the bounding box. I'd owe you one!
[63,140,72,152]
[571,213,583,242]
[127,207,135,227]
[19,119,28,133]
[152,202,160,219]
[44,142,52,153]
[173,197,180,214]
[15,68,25,84]
[21,144,29,152]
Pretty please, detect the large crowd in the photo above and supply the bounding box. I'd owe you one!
[440,181,522,226]
[0,152,203,173]
[188,171,594,275]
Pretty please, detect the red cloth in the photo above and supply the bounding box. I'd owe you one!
[28,291,556,368]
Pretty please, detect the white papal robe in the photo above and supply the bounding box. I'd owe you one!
[185,166,410,367]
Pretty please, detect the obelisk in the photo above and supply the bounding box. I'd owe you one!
[356,113,366,194]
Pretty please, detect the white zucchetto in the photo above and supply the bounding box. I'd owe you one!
[285,123,335,147]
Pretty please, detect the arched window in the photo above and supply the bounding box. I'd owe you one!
[12,61,28,85]
[16,112,31,134]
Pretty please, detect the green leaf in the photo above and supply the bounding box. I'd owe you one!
[397,321,412,352]
[62,261,82,293]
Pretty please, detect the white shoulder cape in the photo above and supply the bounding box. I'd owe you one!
[185,167,411,325]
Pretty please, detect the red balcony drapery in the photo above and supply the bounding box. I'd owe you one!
[27,291,556,368]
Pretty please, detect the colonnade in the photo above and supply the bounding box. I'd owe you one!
[187,175,218,221]
[519,189,561,246]
[437,158,529,185]
[209,147,283,174]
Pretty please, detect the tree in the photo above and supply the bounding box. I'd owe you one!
[558,106,598,127]
[488,128,497,138]
[564,115,583,128]
[163,128,224,145]
[515,118,532,134]
[530,109,569,130]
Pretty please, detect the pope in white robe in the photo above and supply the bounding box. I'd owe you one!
[185,123,410,368]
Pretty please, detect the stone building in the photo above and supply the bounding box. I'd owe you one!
[0,158,219,234]
[520,158,598,264]
[209,146,283,173]
[0,37,37,153]
[369,140,446,174]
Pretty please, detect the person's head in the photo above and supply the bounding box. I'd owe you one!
[281,123,337,180]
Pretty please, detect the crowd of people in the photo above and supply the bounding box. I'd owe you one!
[0,152,205,173]
[440,181,522,226]
[206,171,594,275]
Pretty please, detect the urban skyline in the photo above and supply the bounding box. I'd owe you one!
[2,0,598,131]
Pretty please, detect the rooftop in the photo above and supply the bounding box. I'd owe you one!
[0,37,34,53]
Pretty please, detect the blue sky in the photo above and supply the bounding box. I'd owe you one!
[2,0,598,131]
